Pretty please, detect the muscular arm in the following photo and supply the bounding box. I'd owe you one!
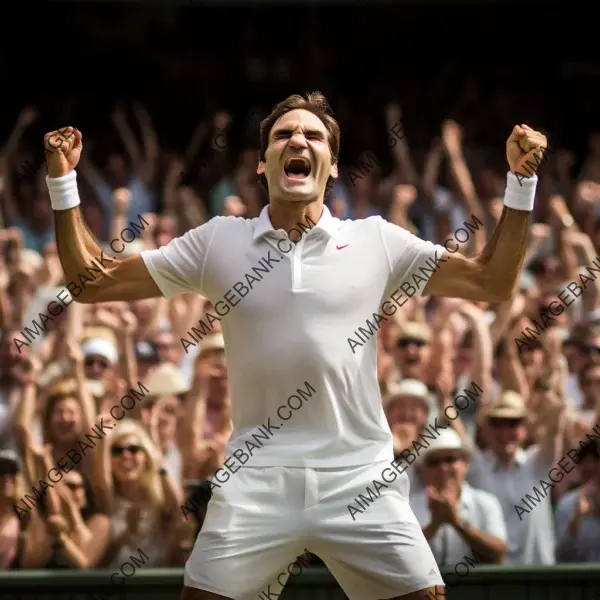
[54,204,162,303]
[425,202,530,302]
[425,177,532,302]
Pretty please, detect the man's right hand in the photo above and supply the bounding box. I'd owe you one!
[44,127,83,178]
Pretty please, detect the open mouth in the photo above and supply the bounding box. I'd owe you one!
[284,156,311,180]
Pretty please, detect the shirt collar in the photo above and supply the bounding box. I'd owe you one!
[252,204,339,243]
[485,447,527,472]
[459,482,475,510]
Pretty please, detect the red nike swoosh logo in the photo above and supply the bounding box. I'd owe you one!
[336,244,349,250]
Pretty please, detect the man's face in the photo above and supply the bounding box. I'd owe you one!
[519,343,544,368]
[84,353,113,380]
[485,417,528,459]
[584,336,600,366]
[423,451,469,490]
[257,109,337,203]
[582,367,600,403]
[393,336,429,379]
[386,395,428,428]
[153,332,178,364]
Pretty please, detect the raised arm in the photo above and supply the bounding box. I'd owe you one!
[385,104,419,186]
[440,120,487,255]
[111,105,143,170]
[425,125,547,302]
[132,103,159,187]
[44,127,162,303]
[0,107,39,225]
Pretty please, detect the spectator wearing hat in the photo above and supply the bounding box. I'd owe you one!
[79,327,134,405]
[411,428,507,567]
[181,333,231,485]
[384,379,437,458]
[467,390,564,564]
[143,362,191,484]
[384,376,467,493]
[0,450,23,569]
[555,441,600,562]
[81,336,119,382]
[385,380,436,433]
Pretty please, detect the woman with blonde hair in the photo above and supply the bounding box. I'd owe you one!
[14,347,96,482]
[96,419,183,567]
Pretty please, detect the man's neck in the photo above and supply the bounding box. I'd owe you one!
[494,448,519,467]
[267,200,323,236]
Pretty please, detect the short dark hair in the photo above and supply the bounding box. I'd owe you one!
[258,92,339,201]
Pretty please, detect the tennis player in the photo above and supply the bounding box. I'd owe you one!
[43,93,546,600]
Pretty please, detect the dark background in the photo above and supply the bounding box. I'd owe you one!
[2,2,600,175]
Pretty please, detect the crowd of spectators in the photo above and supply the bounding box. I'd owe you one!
[0,0,599,576]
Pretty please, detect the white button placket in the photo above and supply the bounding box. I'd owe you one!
[291,234,305,291]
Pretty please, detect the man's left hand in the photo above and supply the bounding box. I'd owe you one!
[506,124,548,177]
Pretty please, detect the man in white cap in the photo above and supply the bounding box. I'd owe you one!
[81,336,119,380]
[467,390,564,564]
[411,428,507,568]
[384,379,436,434]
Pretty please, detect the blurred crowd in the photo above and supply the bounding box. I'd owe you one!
[0,3,599,573]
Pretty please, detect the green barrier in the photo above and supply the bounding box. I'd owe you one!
[1,566,599,600]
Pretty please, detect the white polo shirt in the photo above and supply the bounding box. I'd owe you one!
[467,445,556,564]
[410,482,507,566]
[141,205,446,468]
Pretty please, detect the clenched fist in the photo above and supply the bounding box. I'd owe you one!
[506,125,548,179]
[43,126,83,178]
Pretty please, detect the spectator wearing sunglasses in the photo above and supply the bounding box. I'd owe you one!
[392,322,431,383]
[411,429,507,567]
[555,441,600,562]
[81,337,119,382]
[96,420,183,568]
[0,450,23,569]
[467,391,564,565]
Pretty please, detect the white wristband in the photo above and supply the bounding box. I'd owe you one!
[46,171,80,211]
[503,171,537,212]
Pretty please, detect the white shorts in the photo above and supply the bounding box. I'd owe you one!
[184,462,444,600]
